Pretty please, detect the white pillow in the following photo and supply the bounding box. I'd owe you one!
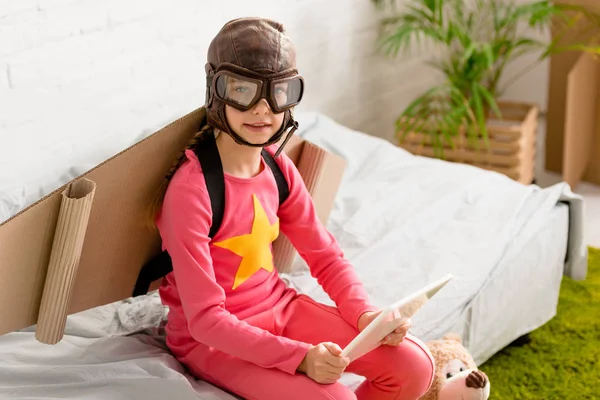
[0,184,26,224]
[0,164,96,224]
[293,111,320,137]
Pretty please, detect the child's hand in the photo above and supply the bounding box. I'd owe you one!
[297,342,350,384]
[357,310,411,346]
[381,318,411,346]
[357,311,380,332]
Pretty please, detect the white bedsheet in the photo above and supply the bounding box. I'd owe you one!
[0,112,586,399]
[0,299,237,400]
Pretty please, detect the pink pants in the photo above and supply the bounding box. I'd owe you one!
[181,294,435,400]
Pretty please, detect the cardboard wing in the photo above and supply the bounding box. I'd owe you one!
[0,107,346,344]
[563,52,600,188]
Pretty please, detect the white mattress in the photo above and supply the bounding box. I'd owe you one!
[278,113,584,360]
[0,112,586,399]
[466,201,569,364]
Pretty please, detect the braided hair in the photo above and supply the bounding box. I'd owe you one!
[145,123,214,231]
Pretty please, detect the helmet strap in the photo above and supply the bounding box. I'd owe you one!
[274,119,299,157]
[214,107,297,156]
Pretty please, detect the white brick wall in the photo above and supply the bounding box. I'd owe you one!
[0,0,547,198]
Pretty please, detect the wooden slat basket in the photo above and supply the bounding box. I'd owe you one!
[398,101,538,184]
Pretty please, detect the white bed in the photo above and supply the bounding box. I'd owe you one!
[0,112,586,399]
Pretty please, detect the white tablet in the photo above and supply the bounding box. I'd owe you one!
[341,273,453,362]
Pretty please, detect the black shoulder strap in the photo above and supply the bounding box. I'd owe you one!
[195,134,225,238]
[261,148,290,206]
[132,140,289,297]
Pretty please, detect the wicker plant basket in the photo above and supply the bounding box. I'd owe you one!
[398,101,538,184]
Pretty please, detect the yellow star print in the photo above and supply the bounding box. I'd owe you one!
[213,194,280,290]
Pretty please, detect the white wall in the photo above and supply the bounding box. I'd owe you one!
[0,0,548,201]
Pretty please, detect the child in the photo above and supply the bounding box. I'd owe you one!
[149,17,434,400]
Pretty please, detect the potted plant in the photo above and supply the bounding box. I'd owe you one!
[371,0,600,183]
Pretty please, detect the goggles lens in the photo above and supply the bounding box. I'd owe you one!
[271,77,303,110]
[215,74,260,108]
[214,71,303,112]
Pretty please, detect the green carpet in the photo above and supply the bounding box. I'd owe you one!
[480,247,600,400]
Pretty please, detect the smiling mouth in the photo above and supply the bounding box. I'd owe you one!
[243,123,272,133]
[245,123,271,127]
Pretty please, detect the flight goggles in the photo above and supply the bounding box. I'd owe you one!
[207,63,304,113]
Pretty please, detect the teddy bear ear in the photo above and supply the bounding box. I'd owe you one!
[442,332,462,343]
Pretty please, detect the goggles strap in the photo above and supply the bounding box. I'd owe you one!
[274,119,299,157]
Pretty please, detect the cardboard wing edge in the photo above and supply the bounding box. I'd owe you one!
[273,140,347,274]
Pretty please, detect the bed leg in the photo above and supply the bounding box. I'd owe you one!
[508,333,532,347]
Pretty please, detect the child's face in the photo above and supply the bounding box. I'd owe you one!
[223,80,286,145]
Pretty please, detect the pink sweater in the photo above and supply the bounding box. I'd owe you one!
[156,144,377,375]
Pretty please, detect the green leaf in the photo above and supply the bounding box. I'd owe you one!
[423,0,437,13]
[485,43,495,66]
[491,0,501,31]
[378,23,419,57]
[403,85,447,116]
[462,42,477,64]
[471,81,486,135]
[478,84,501,119]
[406,3,436,25]
[441,112,462,149]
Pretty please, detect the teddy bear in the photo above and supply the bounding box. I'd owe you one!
[419,333,491,400]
